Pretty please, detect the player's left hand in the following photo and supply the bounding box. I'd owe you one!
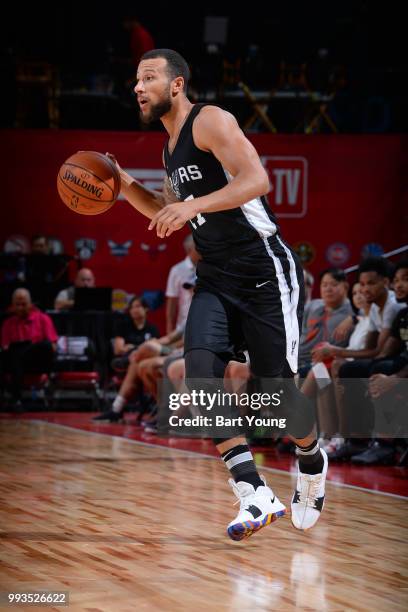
[148,203,197,238]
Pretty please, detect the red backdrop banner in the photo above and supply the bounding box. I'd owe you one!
[2,130,407,324]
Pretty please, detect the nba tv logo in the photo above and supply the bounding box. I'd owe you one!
[261,157,308,218]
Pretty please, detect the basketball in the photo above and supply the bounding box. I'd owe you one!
[57,151,121,215]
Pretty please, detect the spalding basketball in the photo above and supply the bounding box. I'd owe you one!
[57,151,121,215]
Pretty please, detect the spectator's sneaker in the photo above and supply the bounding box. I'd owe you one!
[141,404,158,426]
[144,420,158,434]
[92,410,123,423]
[318,436,330,451]
[327,440,367,462]
[323,435,345,454]
[291,448,328,531]
[227,476,286,541]
[351,441,395,465]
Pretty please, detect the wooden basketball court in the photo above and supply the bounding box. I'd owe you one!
[0,419,407,611]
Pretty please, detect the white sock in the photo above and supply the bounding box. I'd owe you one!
[112,395,126,413]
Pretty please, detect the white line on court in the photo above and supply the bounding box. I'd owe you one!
[22,419,408,501]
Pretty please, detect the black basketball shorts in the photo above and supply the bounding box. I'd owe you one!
[184,235,305,378]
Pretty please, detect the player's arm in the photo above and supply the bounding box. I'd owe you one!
[191,106,270,212]
[107,154,178,219]
[149,107,270,237]
[121,171,179,218]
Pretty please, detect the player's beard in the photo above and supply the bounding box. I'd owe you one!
[140,88,172,124]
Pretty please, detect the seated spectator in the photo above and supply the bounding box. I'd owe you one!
[301,281,371,451]
[363,301,408,465]
[298,267,352,376]
[31,234,50,255]
[0,288,57,409]
[228,267,352,387]
[313,258,404,364]
[165,234,199,334]
[367,259,408,401]
[93,324,185,423]
[366,290,408,466]
[392,258,408,304]
[93,277,200,425]
[369,308,408,398]
[54,268,95,310]
[111,295,159,372]
[329,257,407,463]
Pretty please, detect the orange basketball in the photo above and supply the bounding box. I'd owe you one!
[57,151,121,215]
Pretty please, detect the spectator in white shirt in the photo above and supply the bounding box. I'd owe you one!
[326,257,405,461]
[165,234,200,333]
[54,268,96,311]
[313,257,404,363]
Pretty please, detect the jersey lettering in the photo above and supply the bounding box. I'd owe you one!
[178,167,189,183]
[187,165,203,180]
[185,194,207,230]
[177,165,203,183]
[164,104,278,258]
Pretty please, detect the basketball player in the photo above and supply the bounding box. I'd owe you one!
[109,49,328,540]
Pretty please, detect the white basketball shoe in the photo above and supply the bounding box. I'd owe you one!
[227,476,286,541]
[291,448,328,530]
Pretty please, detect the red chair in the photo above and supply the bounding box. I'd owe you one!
[50,335,104,410]
[49,371,103,410]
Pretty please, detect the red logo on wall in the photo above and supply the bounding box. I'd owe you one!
[261,156,308,218]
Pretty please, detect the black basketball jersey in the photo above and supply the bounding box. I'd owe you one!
[163,104,279,263]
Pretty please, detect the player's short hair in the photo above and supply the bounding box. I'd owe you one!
[141,48,190,91]
[358,257,391,279]
[319,267,347,282]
